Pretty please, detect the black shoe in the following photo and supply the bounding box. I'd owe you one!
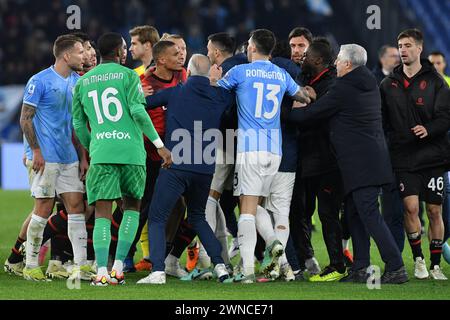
[381,266,409,284]
[339,268,369,283]
[293,269,305,281]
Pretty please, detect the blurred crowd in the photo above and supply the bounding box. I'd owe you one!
[0,0,321,84]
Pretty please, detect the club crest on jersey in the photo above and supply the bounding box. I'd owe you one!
[399,183,405,192]
[391,81,398,88]
[28,84,36,95]
[416,97,424,106]
[419,80,427,90]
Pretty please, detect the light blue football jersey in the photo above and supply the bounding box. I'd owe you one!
[23,66,80,164]
[218,60,299,155]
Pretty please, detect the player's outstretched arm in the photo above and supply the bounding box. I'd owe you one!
[20,103,44,175]
[292,86,315,104]
[72,85,91,150]
[288,86,340,125]
[131,107,172,168]
[145,87,175,110]
[128,71,172,168]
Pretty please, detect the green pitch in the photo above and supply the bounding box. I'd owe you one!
[0,190,449,300]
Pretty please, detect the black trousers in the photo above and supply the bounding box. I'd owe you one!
[127,159,161,258]
[345,186,404,272]
[289,173,314,269]
[380,181,405,253]
[304,171,345,268]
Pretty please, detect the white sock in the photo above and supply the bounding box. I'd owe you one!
[98,266,108,277]
[273,212,289,249]
[274,211,290,266]
[238,214,257,276]
[342,239,349,250]
[26,214,47,268]
[112,260,124,274]
[255,206,276,245]
[205,196,218,232]
[165,253,178,266]
[198,242,211,268]
[216,204,231,265]
[68,213,87,266]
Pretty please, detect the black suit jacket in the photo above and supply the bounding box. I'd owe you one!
[288,66,393,194]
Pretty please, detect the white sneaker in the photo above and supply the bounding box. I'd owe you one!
[430,265,447,280]
[86,260,97,274]
[233,258,242,276]
[228,238,239,259]
[68,265,81,281]
[4,259,25,276]
[69,265,96,281]
[63,260,74,274]
[46,260,69,279]
[165,261,188,278]
[414,257,429,279]
[90,274,110,287]
[214,263,230,282]
[270,263,280,280]
[305,257,321,275]
[137,271,166,285]
[280,263,295,282]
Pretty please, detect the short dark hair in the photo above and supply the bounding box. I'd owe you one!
[397,28,424,45]
[378,45,397,59]
[429,50,446,59]
[249,29,276,56]
[308,39,334,66]
[312,36,331,48]
[97,32,123,58]
[208,32,235,55]
[71,32,90,43]
[53,34,84,58]
[271,40,292,59]
[152,40,176,61]
[288,27,313,44]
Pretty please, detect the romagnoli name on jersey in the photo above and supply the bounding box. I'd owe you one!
[245,69,286,81]
[82,72,125,86]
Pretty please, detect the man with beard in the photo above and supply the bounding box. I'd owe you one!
[287,27,322,276]
[296,39,347,281]
[19,35,89,281]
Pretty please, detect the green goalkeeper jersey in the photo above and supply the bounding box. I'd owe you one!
[73,62,162,166]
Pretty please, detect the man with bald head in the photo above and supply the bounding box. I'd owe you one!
[137,54,233,285]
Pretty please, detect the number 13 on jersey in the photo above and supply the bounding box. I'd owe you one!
[253,82,281,120]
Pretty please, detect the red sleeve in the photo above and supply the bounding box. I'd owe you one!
[181,68,187,83]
